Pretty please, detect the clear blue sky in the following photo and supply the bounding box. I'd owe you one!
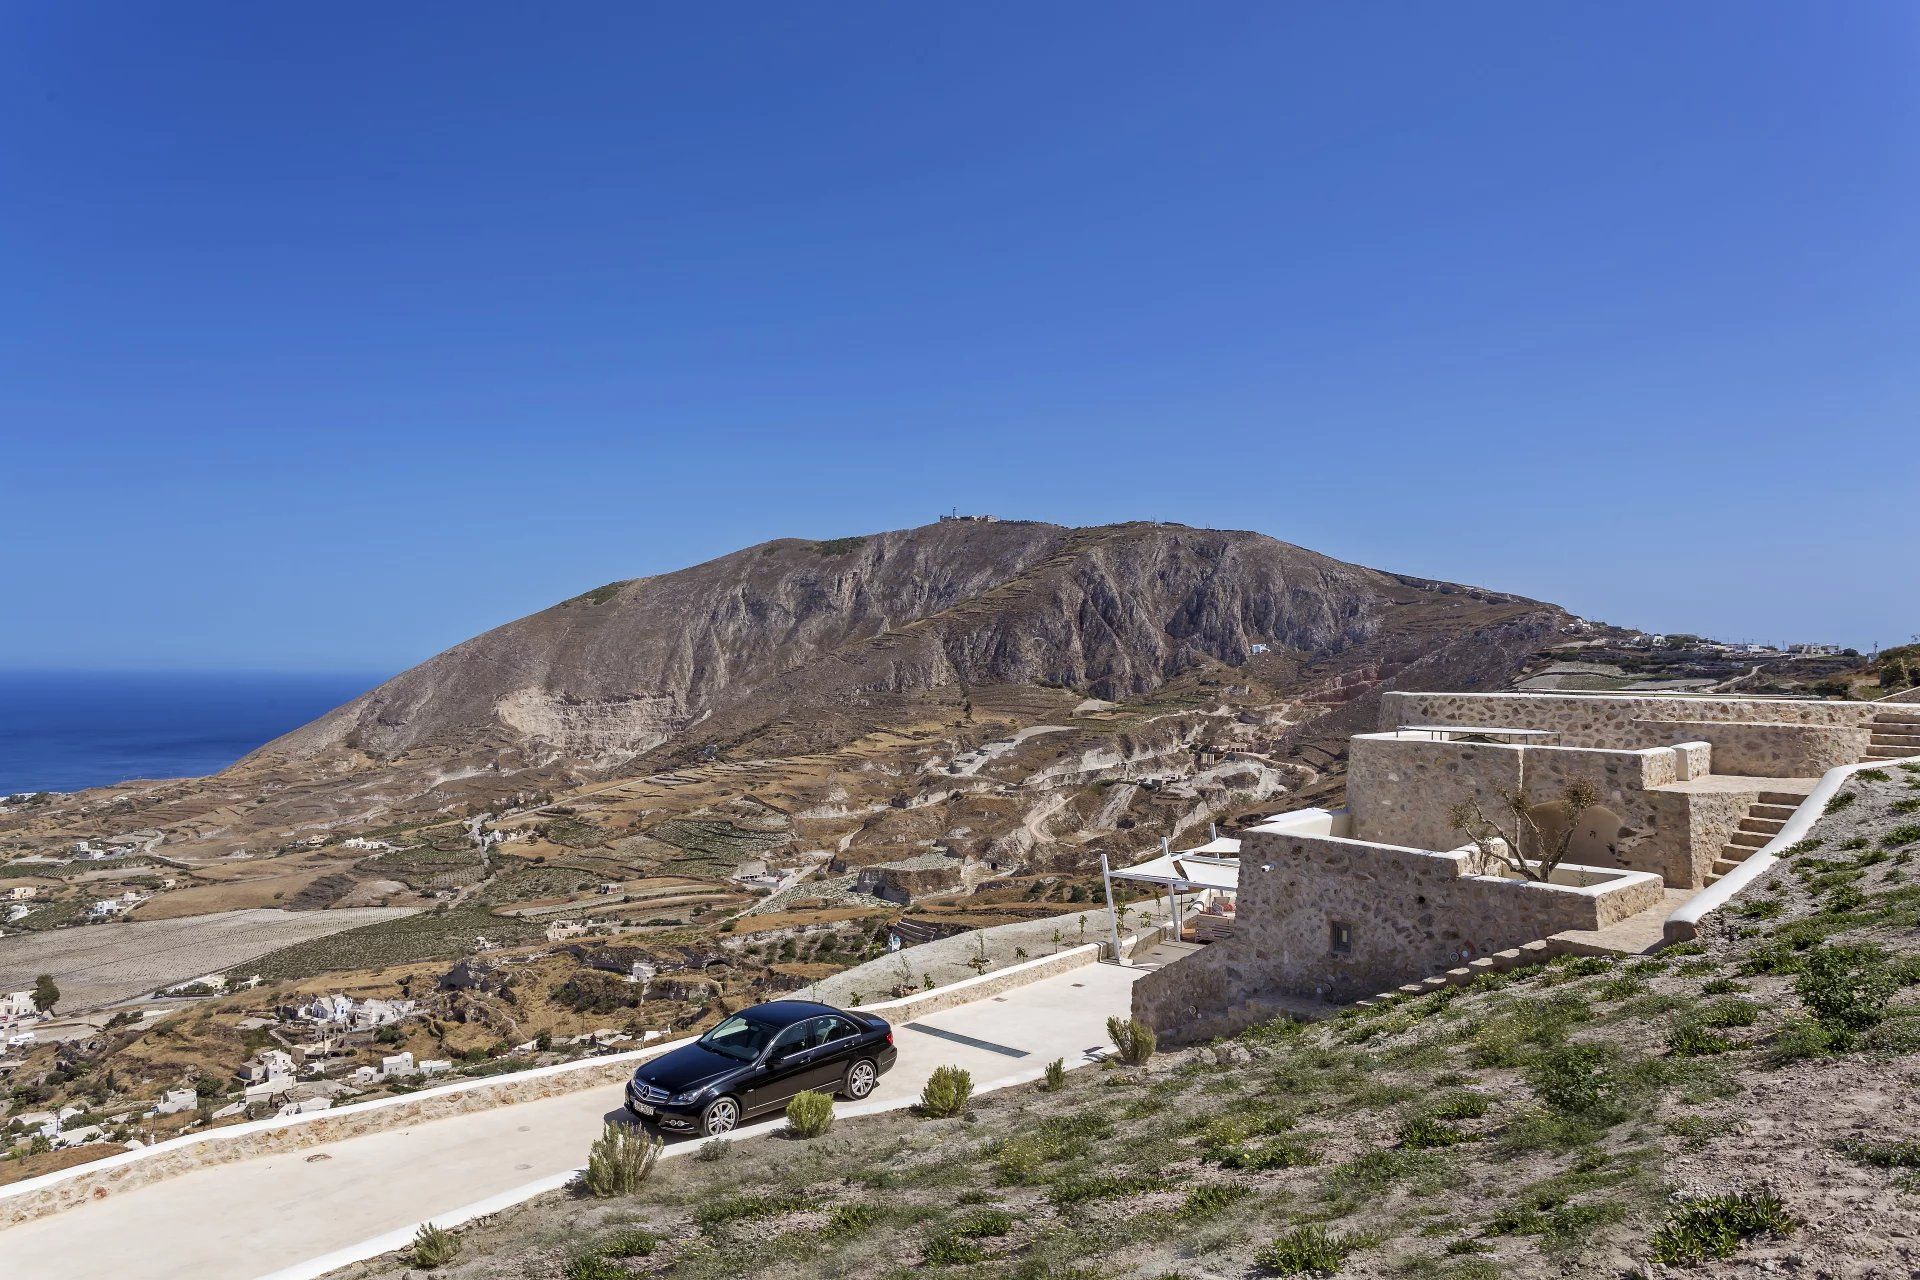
[4,3,1915,673]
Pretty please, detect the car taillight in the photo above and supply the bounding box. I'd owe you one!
[885,1028,894,1046]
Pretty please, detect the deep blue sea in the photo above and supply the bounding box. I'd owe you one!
[0,670,387,794]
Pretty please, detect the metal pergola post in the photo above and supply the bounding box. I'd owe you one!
[1099,853,1126,964]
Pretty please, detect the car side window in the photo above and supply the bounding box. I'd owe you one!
[769,1022,811,1057]
[822,1015,858,1043]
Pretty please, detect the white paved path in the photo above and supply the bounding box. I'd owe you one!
[0,962,1147,1280]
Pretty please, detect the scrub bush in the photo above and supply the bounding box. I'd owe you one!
[786,1089,835,1138]
[1106,1016,1157,1065]
[409,1223,460,1269]
[582,1122,662,1197]
[919,1065,973,1117]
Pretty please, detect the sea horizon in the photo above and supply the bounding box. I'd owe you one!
[0,668,389,795]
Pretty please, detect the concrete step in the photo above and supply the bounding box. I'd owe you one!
[1872,714,1920,726]
[1869,735,1920,749]
[1729,830,1770,849]
[1738,816,1787,835]
[1867,749,1911,761]
[1712,857,1747,877]
[1704,873,1722,887]
[1759,791,1809,806]
[1753,803,1799,820]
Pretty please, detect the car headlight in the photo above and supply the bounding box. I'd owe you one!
[668,1087,707,1106]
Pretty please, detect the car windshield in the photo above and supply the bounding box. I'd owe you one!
[698,1014,778,1062]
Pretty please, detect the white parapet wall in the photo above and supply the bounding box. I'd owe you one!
[1665,752,1920,942]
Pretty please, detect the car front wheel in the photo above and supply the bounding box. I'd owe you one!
[700,1096,740,1136]
[843,1058,878,1100]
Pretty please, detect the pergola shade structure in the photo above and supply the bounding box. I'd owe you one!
[1104,841,1241,946]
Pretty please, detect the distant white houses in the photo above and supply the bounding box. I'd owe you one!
[151,1088,198,1116]
[295,994,416,1030]
[380,1051,416,1079]
[89,891,146,918]
[4,885,40,901]
[241,1049,297,1085]
[341,837,395,852]
[1,990,39,1027]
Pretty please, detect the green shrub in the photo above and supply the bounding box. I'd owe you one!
[919,1065,974,1117]
[1399,1114,1471,1148]
[1106,1016,1157,1065]
[1836,1136,1920,1168]
[1794,943,1896,1032]
[695,1190,813,1232]
[1700,977,1746,995]
[821,1203,881,1239]
[1826,791,1857,813]
[1047,1171,1169,1208]
[1210,1134,1319,1169]
[600,1229,659,1258]
[1649,1191,1796,1265]
[1426,1090,1492,1121]
[409,1223,460,1269]
[786,1089,835,1138]
[1765,1017,1841,1065]
[1859,1015,1920,1054]
[564,1254,627,1280]
[1666,1020,1732,1057]
[922,1234,985,1265]
[1255,1224,1361,1276]
[1041,1057,1066,1091]
[1883,823,1920,848]
[582,1122,662,1197]
[1526,1043,1621,1121]
[1595,975,1648,1001]
[1183,1183,1251,1217]
[952,1208,1015,1237]
[696,1138,730,1162]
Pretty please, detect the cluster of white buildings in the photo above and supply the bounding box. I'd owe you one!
[89,890,148,919]
[293,993,417,1029]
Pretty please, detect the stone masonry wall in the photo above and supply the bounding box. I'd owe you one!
[1132,829,1663,1041]
[1347,737,1724,884]
[1380,692,1875,774]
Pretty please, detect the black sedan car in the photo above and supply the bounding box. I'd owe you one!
[626,999,897,1136]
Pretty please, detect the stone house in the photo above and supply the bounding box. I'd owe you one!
[1133,690,1910,1043]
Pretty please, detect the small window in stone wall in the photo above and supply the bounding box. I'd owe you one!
[1329,920,1353,956]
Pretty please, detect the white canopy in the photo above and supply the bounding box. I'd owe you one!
[1108,851,1239,892]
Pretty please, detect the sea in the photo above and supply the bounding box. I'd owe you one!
[0,670,387,795]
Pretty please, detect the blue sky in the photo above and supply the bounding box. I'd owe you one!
[3,3,1914,672]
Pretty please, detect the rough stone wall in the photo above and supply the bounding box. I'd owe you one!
[1659,786,1759,887]
[1133,829,1663,1039]
[1636,719,1867,776]
[1381,692,1879,767]
[1347,737,1702,883]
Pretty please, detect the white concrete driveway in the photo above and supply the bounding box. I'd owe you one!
[0,961,1146,1280]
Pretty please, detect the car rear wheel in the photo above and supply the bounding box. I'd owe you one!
[843,1058,878,1100]
[700,1096,740,1136]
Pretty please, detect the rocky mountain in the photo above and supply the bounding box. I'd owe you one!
[1,520,1578,855]
[248,520,1563,776]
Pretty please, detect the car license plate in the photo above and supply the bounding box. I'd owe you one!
[631,1101,655,1116]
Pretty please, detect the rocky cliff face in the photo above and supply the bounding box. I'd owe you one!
[247,520,1554,777]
